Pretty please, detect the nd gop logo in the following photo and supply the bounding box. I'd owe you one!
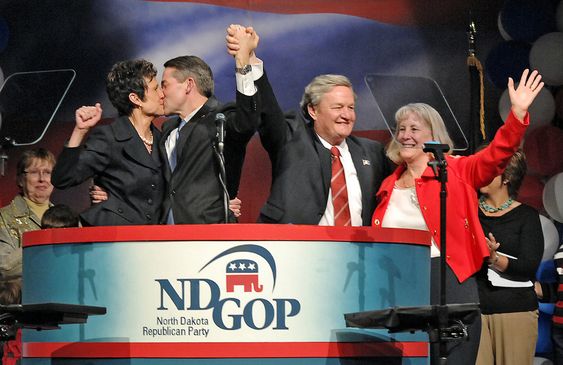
[155,244,301,330]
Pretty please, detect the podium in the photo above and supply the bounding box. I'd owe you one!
[22,224,431,364]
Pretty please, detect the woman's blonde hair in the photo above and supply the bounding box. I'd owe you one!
[386,103,454,164]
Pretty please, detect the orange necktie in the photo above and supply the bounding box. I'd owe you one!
[331,146,351,226]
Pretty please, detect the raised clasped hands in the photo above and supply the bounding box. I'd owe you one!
[508,69,544,121]
[226,24,259,65]
[75,103,103,131]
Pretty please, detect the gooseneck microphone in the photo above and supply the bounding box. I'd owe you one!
[215,113,226,154]
[214,112,229,222]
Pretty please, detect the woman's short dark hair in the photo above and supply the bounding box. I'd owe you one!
[503,149,527,199]
[106,59,157,116]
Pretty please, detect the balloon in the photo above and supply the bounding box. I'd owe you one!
[541,215,560,261]
[498,86,555,126]
[534,357,553,365]
[485,40,530,89]
[536,259,557,283]
[543,173,563,222]
[498,12,512,41]
[523,125,563,177]
[501,0,556,43]
[530,32,563,86]
[519,175,545,211]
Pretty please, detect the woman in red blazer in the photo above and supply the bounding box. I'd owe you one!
[371,69,544,364]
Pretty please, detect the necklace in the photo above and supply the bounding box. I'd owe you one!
[479,195,514,213]
[139,131,153,146]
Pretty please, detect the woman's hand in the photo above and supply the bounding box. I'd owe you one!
[68,103,103,148]
[486,232,500,266]
[75,103,103,131]
[508,69,544,121]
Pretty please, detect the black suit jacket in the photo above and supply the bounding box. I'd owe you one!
[257,74,392,225]
[159,87,260,224]
[52,116,165,226]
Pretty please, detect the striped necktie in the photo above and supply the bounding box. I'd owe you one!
[167,120,187,171]
[330,146,351,226]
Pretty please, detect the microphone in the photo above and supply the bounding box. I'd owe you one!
[215,113,226,154]
[423,141,449,177]
[423,141,450,161]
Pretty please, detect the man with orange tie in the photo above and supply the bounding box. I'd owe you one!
[254,74,393,225]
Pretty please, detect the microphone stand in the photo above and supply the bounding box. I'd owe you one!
[424,145,449,365]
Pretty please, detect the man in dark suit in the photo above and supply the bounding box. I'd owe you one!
[160,26,264,224]
[226,26,391,225]
[254,73,393,225]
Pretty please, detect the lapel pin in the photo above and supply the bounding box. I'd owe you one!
[362,159,371,166]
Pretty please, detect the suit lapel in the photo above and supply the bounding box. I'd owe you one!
[176,97,218,161]
[113,116,160,171]
[307,125,332,197]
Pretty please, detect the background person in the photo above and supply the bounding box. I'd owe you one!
[41,204,80,229]
[0,148,55,280]
[370,69,544,364]
[475,150,543,365]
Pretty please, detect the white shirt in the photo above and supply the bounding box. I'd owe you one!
[317,137,363,226]
[382,186,440,257]
[164,105,202,166]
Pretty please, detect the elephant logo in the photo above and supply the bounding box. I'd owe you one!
[226,259,263,293]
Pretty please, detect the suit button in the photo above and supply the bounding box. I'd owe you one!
[117,208,123,214]
[145,214,152,220]
[147,198,153,205]
[171,190,176,196]
[151,184,156,190]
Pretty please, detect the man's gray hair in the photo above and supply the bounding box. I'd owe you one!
[300,74,354,110]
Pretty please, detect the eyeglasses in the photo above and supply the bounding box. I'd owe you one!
[23,170,52,179]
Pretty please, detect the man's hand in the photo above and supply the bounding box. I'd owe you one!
[89,184,108,204]
[226,24,259,66]
[229,197,242,218]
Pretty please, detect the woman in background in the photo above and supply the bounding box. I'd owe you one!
[476,150,543,365]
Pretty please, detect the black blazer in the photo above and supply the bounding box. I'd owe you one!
[257,74,392,225]
[52,116,165,226]
[159,85,261,224]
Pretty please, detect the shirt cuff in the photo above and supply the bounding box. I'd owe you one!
[235,60,264,96]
